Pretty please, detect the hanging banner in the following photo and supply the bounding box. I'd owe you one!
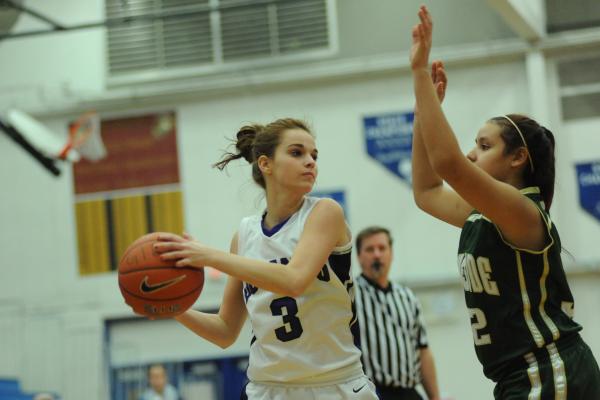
[73,112,184,275]
[363,111,414,186]
[576,161,600,223]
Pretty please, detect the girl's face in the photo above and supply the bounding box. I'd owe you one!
[266,129,318,194]
[466,122,516,182]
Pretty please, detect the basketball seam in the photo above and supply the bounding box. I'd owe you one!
[119,266,198,275]
[119,282,203,301]
[118,234,161,266]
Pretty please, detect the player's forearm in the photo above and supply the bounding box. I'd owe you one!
[413,69,462,175]
[420,347,441,400]
[174,310,235,349]
[208,251,300,297]
[412,112,444,206]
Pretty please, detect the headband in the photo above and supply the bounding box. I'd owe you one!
[502,115,534,172]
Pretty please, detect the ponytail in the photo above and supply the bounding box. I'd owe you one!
[537,126,556,211]
[213,118,312,189]
[213,125,262,169]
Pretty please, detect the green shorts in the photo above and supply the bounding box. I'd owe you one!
[493,334,600,400]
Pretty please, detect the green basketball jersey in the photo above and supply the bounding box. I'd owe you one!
[457,186,581,381]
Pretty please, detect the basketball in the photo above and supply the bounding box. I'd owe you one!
[118,232,204,318]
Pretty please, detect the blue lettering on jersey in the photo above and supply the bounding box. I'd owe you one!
[270,296,304,342]
[269,258,289,265]
[245,258,291,303]
[243,283,258,303]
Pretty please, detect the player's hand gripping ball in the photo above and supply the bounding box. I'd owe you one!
[118,232,204,318]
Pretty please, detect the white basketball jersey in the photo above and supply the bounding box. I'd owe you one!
[238,197,363,385]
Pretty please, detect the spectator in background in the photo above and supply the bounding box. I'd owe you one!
[354,226,440,400]
[140,364,181,400]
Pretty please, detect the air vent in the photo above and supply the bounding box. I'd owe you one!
[220,0,272,61]
[106,0,212,74]
[105,0,333,81]
[278,0,328,54]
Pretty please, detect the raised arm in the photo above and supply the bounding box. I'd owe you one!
[410,6,544,248]
[412,61,473,228]
[156,198,348,297]
[173,233,247,349]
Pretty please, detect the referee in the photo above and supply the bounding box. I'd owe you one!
[354,226,440,400]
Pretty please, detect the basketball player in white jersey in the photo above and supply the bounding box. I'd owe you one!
[155,118,377,399]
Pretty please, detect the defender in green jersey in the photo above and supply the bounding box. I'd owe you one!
[459,187,582,381]
[409,6,600,399]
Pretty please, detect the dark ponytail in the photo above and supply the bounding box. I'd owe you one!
[213,125,261,167]
[213,118,312,189]
[490,114,556,211]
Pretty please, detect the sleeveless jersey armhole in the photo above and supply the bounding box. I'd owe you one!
[309,198,352,254]
[332,224,352,254]
[236,218,250,256]
[492,199,555,255]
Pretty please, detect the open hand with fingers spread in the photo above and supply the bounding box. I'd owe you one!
[154,232,211,268]
[410,5,433,71]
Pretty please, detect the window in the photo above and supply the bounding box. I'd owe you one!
[546,0,600,33]
[558,55,600,120]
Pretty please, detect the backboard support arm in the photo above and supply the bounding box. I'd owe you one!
[0,119,61,176]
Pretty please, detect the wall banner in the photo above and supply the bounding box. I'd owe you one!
[73,112,184,275]
[576,161,600,223]
[363,111,414,186]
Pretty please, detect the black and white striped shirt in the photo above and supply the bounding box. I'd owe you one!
[354,273,428,389]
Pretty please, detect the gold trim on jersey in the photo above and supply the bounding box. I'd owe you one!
[331,232,353,254]
[547,343,567,400]
[466,213,491,223]
[539,251,561,341]
[524,352,542,400]
[476,187,555,255]
[516,251,546,348]
[492,207,554,255]
[520,187,541,195]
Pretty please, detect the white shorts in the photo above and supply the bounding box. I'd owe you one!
[242,375,378,400]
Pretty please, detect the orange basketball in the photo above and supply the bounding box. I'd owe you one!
[118,232,204,318]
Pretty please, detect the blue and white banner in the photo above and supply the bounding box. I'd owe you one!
[363,111,414,186]
[576,161,600,223]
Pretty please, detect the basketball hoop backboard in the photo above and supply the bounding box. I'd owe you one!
[0,108,107,176]
[5,109,81,162]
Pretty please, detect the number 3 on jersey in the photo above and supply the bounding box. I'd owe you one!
[270,297,304,342]
[469,307,492,346]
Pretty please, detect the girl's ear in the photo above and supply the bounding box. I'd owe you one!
[510,147,530,170]
[257,154,272,175]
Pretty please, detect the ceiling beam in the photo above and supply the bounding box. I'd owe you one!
[487,0,546,42]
